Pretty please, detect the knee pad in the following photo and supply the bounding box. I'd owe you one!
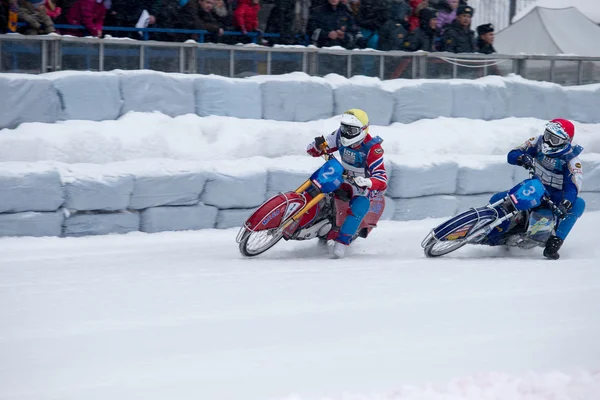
[349,196,370,218]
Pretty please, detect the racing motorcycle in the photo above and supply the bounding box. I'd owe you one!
[236,142,385,257]
[421,169,566,257]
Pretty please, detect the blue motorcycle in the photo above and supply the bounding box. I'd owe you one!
[421,169,566,257]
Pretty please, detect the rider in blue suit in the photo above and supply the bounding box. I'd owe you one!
[490,118,585,260]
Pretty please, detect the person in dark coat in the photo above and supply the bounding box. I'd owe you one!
[356,0,392,49]
[197,0,224,42]
[476,22,496,54]
[440,4,474,53]
[265,0,296,44]
[404,7,439,51]
[104,0,156,38]
[306,0,359,49]
[378,0,410,51]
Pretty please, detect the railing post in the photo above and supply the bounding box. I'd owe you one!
[379,55,384,80]
[99,41,104,71]
[179,46,185,73]
[0,39,3,73]
[419,54,427,79]
[411,55,417,79]
[549,59,555,82]
[577,60,584,85]
[41,40,48,73]
[452,61,457,78]
[190,46,198,74]
[266,50,271,75]
[347,54,352,78]
[302,51,307,73]
[139,44,145,69]
[229,49,234,77]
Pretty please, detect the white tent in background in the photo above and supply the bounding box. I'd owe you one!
[495,6,600,56]
[512,0,600,25]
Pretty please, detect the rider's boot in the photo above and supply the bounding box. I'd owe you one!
[543,235,563,260]
[332,241,347,258]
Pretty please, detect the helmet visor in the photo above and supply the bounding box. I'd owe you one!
[340,123,362,140]
[543,127,569,148]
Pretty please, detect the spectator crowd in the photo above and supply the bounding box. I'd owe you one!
[1,0,496,54]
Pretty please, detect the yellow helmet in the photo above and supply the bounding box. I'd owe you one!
[339,108,369,147]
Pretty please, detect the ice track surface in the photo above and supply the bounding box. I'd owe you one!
[1,214,600,400]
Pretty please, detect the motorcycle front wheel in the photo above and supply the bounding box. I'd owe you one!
[238,228,284,257]
[422,234,467,258]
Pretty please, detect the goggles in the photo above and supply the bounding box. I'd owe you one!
[543,123,569,147]
[340,123,363,138]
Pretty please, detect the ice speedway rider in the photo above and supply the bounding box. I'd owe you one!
[489,118,585,260]
[307,109,388,258]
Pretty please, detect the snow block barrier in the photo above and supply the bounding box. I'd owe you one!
[504,77,568,120]
[393,195,459,221]
[216,208,254,229]
[201,164,268,209]
[327,75,394,126]
[391,80,453,123]
[47,72,122,121]
[118,71,196,117]
[63,211,140,237]
[456,157,515,195]
[0,211,64,237]
[566,84,600,124]
[195,75,262,119]
[0,75,60,130]
[387,157,458,198]
[0,163,63,213]
[254,73,334,122]
[140,203,218,233]
[114,160,208,210]
[60,164,134,211]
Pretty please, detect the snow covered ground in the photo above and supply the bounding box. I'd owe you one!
[1,213,599,400]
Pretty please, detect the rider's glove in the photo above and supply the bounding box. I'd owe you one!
[314,136,326,150]
[308,136,326,157]
[557,200,572,217]
[516,154,534,169]
[354,176,372,189]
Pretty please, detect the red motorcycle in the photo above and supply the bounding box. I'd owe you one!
[236,144,386,257]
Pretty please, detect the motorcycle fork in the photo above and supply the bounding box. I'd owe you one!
[280,179,324,231]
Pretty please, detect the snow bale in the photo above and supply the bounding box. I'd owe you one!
[0,75,60,130]
[254,73,334,122]
[113,160,208,210]
[118,71,195,117]
[580,157,600,192]
[327,75,394,126]
[47,71,122,121]
[380,196,395,220]
[0,163,63,213]
[456,193,495,212]
[456,157,515,195]
[504,77,568,120]
[267,157,324,198]
[0,211,63,237]
[581,192,600,212]
[393,195,458,221]
[391,80,453,123]
[63,211,140,237]
[512,166,530,187]
[216,208,255,229]
[450,80,487,120]
[60,164,134,211]
[195,75,262,119]
[140,203,218,233]
[201,161,268,209]
[387,157,458,198]
[565,84,600,123]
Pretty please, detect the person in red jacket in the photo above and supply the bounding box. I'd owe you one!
[64,0,109,37]
[233,0,259,34]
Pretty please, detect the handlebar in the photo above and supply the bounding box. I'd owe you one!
[318,139,357,186]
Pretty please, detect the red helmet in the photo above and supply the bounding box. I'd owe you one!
[542,118,574,156]
[550,118,575,140]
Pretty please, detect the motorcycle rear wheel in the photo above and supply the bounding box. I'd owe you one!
[423,236,467,257]
[239,228,284,257]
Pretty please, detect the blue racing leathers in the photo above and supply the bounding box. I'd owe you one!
[491,136,585,241]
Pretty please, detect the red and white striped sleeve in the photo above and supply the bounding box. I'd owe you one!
[306,130,339,157]
[366,144,387,191]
